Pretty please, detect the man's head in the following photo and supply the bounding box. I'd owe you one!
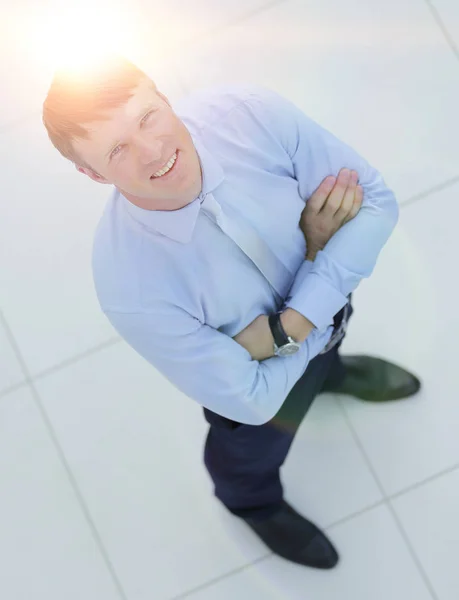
[42,54,203,211]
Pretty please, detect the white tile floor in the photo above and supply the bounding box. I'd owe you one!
[1,0,458,598]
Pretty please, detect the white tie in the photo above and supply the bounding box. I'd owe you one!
[201,193,293,302]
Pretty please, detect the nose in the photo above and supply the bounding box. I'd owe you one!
[134,134,163,165]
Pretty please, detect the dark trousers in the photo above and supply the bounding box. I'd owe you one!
[202,301,353,521]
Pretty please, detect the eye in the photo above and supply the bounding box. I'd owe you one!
[110,145,122,159]
[141,110,154,124]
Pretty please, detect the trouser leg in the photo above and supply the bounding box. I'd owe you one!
[202,344,340,520]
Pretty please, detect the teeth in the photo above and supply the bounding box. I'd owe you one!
[152,151,177,178]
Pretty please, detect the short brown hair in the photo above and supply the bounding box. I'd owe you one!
[42,53,156,168]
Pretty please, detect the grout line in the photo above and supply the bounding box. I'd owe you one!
[324,498,386,530]
[398,174,459,209]
[389,461,459,501]
[0,333,123,400]
[0,380,29,400]
[29,336,123,382]
[0,309,31,388]
[169,553,272,600]
[424,0,459,62]
[25,381,130,600]
[385,501,440,599]
[0,310,129,600]
[336,396,439,600]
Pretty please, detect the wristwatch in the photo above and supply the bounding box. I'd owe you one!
[268,311,301,357]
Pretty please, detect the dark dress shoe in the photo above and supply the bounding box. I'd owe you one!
[242,500,339,569]
[322,355,421,402]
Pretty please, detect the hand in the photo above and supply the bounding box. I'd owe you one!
[300,168,363,261]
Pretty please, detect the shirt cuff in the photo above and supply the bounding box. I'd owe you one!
[284,262,348,331]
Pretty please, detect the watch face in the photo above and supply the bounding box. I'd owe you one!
[278,344,300,356]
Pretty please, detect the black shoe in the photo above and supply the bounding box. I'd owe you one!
[241,500,339,569]
[322,355,421,402]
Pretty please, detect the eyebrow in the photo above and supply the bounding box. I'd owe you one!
[105,104,157,160]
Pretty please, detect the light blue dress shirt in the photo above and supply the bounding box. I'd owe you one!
[92,84,399,425]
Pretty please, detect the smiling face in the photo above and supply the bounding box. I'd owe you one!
[73,77,203,211]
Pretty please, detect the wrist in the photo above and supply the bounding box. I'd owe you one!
[280,308,315,344]
[305,247,320,262]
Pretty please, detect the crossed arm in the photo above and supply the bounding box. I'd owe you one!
[232,167,364,360]
[229,89,399,363]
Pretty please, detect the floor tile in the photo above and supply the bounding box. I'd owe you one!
[34,342,271,600]
[174,0,459,204]
[338,182,459,495]
[392,467,459,600]
[183,504,432,600]
[0,386,121,600]
[0,115,115,375]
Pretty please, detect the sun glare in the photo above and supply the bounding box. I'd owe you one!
[35,2,144,77]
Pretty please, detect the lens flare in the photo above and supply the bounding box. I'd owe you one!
[33,0,150,77]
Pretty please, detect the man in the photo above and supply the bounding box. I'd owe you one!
[42,54,420,570]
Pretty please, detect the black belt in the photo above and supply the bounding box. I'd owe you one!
[319,301,350,355]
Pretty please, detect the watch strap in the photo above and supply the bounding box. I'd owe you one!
[268,312,290,347]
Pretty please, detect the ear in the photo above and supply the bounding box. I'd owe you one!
[75,164,110,184]
[156,90,171,108]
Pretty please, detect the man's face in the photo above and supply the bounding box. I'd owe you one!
[73,77,203,211]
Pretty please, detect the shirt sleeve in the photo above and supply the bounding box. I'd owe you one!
[247,87,399,330]
[103,300,334,426]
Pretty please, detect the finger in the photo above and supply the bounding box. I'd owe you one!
[344,185,363,223]
[335,171,358,222]
[307,176,336,214]
[320,168,351,216]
